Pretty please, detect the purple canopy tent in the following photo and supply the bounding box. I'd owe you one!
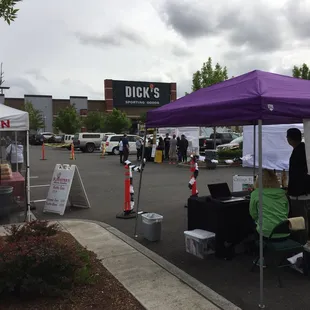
[133,70,310,308]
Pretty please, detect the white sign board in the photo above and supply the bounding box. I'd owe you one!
[177,127,200,155]
[233,175,254,192]
[44,164,91,215]
[303,119,310,173]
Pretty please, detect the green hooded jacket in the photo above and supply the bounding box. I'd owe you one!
[250,188,289,238]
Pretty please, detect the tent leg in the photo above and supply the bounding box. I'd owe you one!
[258,120,265,309]
[26,130,31,222]
[253,124,256,178]
[134,131,147,238]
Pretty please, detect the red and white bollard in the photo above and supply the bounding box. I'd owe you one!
[188,156,199,196]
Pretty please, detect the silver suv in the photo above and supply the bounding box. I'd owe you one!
[73,132,106,153]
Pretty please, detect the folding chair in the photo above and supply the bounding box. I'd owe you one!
[251,219,305,287]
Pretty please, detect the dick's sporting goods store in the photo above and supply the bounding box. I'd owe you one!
[104,79,177,133]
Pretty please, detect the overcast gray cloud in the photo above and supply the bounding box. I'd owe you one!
[75,27,147,47]
[0,0,309,100]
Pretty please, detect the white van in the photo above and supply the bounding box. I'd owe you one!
[64,134,74,145]
[103,134,142,155]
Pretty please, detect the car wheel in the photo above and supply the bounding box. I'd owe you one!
[86,143,95,153]
[112,147,119,155]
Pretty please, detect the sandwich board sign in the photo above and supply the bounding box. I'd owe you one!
[43,164,91,215]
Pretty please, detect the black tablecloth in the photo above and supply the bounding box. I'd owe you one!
[187,194,254,256]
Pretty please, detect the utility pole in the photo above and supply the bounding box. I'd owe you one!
[0,63,10,94]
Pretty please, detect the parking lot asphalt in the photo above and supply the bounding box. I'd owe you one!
[29,145,310,310]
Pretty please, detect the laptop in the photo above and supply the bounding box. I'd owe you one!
[208,183,246,203]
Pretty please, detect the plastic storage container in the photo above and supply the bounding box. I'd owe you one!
[141,213,163,242]
[184,229,215,259]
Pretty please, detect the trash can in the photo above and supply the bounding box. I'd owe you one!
[141,213,163,242]
[205,150,218,169]
[0,186,13,218]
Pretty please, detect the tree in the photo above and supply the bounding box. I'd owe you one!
[53,105,82,134]
[191,57,228,92]
[22,101,44,132]
[101,109,131,134]
[0,0,20,24]
[83,111,104,132]
[139,112,147,124]
[292,63,310,80]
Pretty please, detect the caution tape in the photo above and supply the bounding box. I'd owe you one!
[44,143,71,148]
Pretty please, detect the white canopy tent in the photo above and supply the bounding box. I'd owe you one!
[0,104,31,221]
[243,124,304,171]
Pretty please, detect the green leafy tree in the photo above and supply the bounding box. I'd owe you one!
[22,101,44,132]
[139,112,147,124]
[0,0,20,24]
[83,111,104,132]
[53,105,82,134]
[292,63,310,80]
[102,109,131,134]
[190,57,228,92]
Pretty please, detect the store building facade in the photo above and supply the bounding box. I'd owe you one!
[1,79,177,132]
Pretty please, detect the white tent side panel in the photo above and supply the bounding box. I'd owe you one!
[242,124,303,171]
[0,104,29,131]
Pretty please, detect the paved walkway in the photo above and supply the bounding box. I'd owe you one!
[0,220,241,310]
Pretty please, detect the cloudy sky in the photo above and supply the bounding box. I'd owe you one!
[0,0,309,99]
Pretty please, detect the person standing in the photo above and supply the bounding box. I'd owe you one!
[6,140,24,173]
[164,133,170,161]
[169,134,177,164]
[136,138,142,161]
[179,135,189,163]
[287,128,310,244]
[177,136,181,162]
[119,138,124,164]
[122,134,129,163]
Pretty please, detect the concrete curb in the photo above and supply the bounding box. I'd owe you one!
[57,219,241,310]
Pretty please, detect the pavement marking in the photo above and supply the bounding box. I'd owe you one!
[30,176,39,179]
[30,184,50,188]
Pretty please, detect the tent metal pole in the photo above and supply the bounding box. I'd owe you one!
[253,124,256,178]
[134,130,147,237]
[213,127,216,149]
[15,132,18,172]
[26,130,31,222]
[258,120,265,308]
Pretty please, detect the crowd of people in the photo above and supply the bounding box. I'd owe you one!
[152,133,189,164]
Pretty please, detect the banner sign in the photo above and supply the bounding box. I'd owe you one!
[43,164,91,215]
[112,80,171,107]
[232,175,254,192]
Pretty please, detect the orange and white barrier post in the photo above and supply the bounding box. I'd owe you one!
[100,142,106,158]
[40,142,46,160]
[70,143,75,160]
[117,160,144,219]
[188,155,199,197]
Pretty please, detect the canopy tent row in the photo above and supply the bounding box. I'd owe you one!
[139,70,310,308]
[0,104,31,221]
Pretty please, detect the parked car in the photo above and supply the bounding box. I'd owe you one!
[216,136,243,151]
[103,134,142,155]
[73,132,106,153]
[205,132,238,149]
[41,132,54,141]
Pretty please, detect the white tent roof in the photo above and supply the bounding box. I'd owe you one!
[0,104,29,131]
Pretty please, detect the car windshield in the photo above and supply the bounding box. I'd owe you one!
[73,134,79,140]
[102,136,108,141]
[230,136,243,144]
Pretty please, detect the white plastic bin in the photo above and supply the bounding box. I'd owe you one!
[142,213,163,241]
[184,229,215,259]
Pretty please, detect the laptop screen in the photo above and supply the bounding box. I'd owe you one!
[208,183,232,199]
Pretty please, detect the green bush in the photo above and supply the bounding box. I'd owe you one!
[5,220,59,243]
[217,149,242,160]
[0,221,92,298]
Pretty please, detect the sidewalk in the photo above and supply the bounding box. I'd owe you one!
[58,220,241,310]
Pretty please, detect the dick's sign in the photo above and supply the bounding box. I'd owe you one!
[112,80,171,107]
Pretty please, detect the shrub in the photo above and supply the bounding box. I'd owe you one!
[0,221,93,299]
[5,220,60,243]
[217,149,242,160]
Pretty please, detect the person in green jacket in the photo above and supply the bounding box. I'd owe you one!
[250,169,289,239]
